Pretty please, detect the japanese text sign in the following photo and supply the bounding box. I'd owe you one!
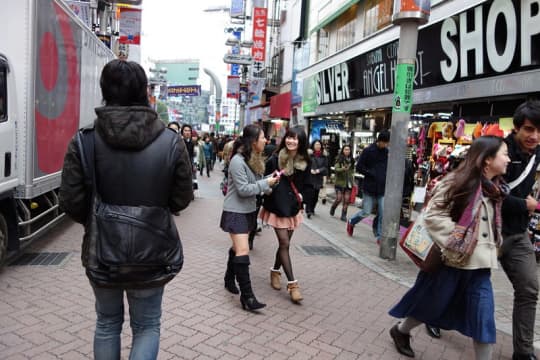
[252,7,267,62]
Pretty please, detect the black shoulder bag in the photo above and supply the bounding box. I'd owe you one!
[77,130,183,289]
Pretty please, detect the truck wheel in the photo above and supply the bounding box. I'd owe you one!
[0,214,7,265]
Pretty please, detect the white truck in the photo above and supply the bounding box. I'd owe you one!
[0,0,115,264]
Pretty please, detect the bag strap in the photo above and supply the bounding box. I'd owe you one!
[508,154,536,190]
[287,177,303,206]
[76,129,98,196]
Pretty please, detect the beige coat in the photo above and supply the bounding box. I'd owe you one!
[423,179,499,270]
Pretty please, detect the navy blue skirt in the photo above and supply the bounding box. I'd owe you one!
[220,210,258,234]
[389,266,495,343]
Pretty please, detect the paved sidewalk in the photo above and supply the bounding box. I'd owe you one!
[0,166,526,359]
[317,184,540,350]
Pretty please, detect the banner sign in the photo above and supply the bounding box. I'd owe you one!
[231,30,242,76]
[119,8,141,44]
[314,0,540,106]
[227,76,240,99]
[167,85,201,97]
[252,7,267,62]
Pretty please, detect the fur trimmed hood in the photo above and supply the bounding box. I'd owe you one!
[278,148,308,176]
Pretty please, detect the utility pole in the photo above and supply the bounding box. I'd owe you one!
[379,0,430,260]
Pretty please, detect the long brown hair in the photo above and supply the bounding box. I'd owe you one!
[437,136,504,221]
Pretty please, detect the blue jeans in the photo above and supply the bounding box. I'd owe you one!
[349,193,384,238]
[92,285,164,360]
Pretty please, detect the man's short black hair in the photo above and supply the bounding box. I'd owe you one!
[513,100,540,129]
[100,60,149,107]
[377,130,390,142]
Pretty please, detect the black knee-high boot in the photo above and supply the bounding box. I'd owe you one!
[233,255,266,311]
[224,248,239,294]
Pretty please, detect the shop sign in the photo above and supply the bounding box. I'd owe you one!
[252,7,268,62]
[167,85,201,97]
[223,54,253,65]
[315,0,540,106]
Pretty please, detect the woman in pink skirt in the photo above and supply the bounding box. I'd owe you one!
[260,126,310,303]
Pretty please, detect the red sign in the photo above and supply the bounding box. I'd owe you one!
[251,7,267,62]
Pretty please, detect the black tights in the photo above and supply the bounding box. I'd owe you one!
[273,229,295,281]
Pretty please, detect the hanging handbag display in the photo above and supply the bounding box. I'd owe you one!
[399,211,443,273]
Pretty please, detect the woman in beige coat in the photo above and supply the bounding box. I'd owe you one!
[388,135,510,359]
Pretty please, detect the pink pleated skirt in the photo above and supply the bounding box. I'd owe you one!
[259,208,303,230]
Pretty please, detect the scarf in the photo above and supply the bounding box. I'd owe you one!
[444,177,509,266]
[313,150,322,157]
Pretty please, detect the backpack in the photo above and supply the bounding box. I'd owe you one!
[77,129,183,288]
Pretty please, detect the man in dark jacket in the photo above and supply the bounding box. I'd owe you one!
[500,100,540,360]
[346,130,389,241]
[59,60,193,360]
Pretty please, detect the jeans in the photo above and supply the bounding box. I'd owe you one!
[92,285,164,360]
[349,193,384,238]
[499,232,539,355]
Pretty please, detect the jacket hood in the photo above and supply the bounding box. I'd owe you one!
[94,106,165,150]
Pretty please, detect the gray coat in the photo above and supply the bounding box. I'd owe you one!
[223,154,271,213]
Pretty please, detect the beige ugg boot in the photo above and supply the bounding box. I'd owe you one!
[270,269,281,290]
[287,280,303,303]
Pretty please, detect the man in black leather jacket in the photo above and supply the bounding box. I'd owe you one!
[500,100,540,360]
[59,60,193,360]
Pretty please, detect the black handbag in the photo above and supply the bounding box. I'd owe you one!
[263,176,301,217]
[77,130,183,289]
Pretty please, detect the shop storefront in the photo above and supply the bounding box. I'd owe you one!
[301,0,539,190]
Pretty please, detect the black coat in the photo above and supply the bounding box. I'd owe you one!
[307,153,328,189]
[262,152,309,217]
[356,143,388,196]
[502,133,540,235]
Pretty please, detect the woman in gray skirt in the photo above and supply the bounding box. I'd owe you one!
[220,124,279,311]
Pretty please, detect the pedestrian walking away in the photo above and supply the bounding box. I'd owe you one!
[388,135,510,359]
[220,124,277,311]
[304,140,328,219]
[58,59,194,360]
[346,130,389,242]
[260,126,310,303]
[500,100,540,360]
[330,144,355,222]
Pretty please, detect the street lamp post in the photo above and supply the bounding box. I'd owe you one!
[379,0,430,260]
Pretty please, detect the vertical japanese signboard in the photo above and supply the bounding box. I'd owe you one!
[252,7,267,62]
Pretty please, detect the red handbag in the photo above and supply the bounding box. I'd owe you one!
[349,185,358,203]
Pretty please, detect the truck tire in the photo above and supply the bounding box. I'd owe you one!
[0,214,7,265]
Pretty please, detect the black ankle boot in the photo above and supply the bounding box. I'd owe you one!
[390,323,414,357]
[234,255,266,311]
[330,206,336,216]
[224,248,239,294]
[340,209,348,222]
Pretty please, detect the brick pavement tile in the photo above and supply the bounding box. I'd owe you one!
[192,342,225,358]
[266,340,299,356]
[334,350,361,359]
[241,341,276,357]
[181,331,210,348]
[311,339,344,355]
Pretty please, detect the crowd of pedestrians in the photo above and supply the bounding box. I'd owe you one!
[57,58,540,360]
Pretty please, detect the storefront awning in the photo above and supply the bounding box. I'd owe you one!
[269,92,291,119]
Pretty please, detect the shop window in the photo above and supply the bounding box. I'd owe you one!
[364,0,393,37]
[0,66,6,122]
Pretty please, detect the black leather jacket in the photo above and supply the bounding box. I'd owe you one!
[59,106,193,224]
